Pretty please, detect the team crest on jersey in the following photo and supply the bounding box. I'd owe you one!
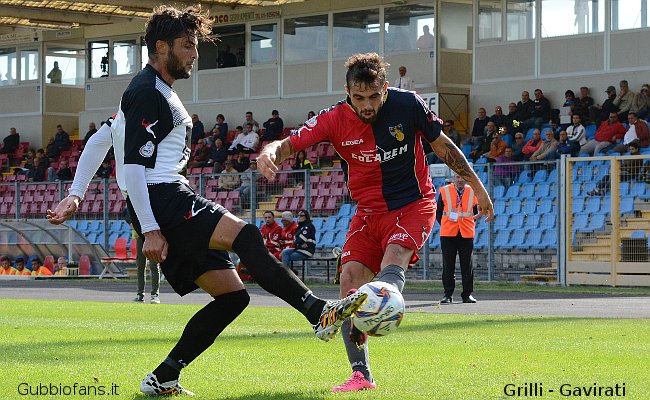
[139,141,155,158]
[305,116,318,128]
[389,124,405,141]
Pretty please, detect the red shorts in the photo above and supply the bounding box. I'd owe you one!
[341,197,436,274]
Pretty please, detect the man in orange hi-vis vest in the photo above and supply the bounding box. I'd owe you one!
[436,173,480,304]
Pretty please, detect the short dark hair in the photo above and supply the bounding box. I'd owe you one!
[629,140,640,149]
[628,112,637,118]
[272,110,279,116]
[263,211,275,217]
[145,5,213,58]
[217,114,224,120]
[565,90,575,98]
[344,53,388,89]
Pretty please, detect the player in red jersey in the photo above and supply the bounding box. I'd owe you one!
[258,53,494,392]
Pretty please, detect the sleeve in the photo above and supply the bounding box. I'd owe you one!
[413,93,443,143]
[123,88,162,168]
[68,122,114,200]
[289,112,333,152]
[124,164,160,233]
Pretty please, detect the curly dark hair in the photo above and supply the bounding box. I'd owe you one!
[145,5,214,58]
[344,52,389,89]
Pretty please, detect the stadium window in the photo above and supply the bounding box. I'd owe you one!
[112,39,138,76]
[440,2,473,49]
[251,23,277,65]
[507,0,536,41]
[384,3,435,54]
[542,0,604,38]
[611,0,649,30]
[198,24,245,70]
[88,40,109,79]
[20,49,38,82]
[478,0,502,40]
[0,47,17,86]
[46,46,85,86]
[333,9,380,59]
[283,14,328,63]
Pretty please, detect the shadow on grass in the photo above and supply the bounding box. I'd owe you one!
[133,392,329,400]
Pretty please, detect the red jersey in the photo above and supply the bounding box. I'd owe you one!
[290,89,442,215]
[261,222,283,255]
[281,221,299,249]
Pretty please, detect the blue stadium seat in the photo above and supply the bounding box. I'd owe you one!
[572,197,586,214]
[461,143,472,158]
[578,166,594,182]
[522,199,537,215]
[66,220,78,230]
[493,185,505,198]
[540,213,556,228]
[474,230,487,249]
[525,128,536,141]
[594,165,609,181]
[76,220,89,231]
[521,183,535,198]
[494,230,511,249]
[504,184,521,199]
[429,230,441,249]
[503,229,526,249]
[509,214,525,229]
[620,196,635,215]
[546,168,557,183]
[323,216,338,231]
[478,171,488,183]
[311,218,324,230]
[619,182,630,196]
[516,170,532,185]
[527,229,545,249]
[334,231,347,247]
[337,203,352,218]
[538,199,554,214]
[602,196,611,214]
[572,214,589,231]
[571,182,582,196]
[630,230,646,239]
[541,229,558,248]
[86,232,98,244]
[536,183,550,198]
[494,215,509,231]
[631,182,648,197]
[88,220,103,233]
[585,124,597,140]
[318,231,335,248]
[525,214,541,229]
[584,197,601,213]
[475,157,488,164]
[532,169,547,183]
[338,217,351,230]
[494,199,506,215]
[588,213,607,231]
[505,199,522,215]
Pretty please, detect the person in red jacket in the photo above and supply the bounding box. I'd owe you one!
[581,112,626,155]
[260,211,283,259]
[521,129,543,160]
[279,211,298,252]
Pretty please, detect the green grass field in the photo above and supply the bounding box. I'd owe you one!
[1,299,649,399]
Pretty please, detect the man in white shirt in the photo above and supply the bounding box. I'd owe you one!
[566,113,586,148]
[229,122,259,154]
[394,66,414,91]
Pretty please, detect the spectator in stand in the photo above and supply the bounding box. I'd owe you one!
[483,130,507,162]
[262,110,284,141]
[504,102,521,137]
[466,108,489,146]
[299,111,317,128]
[279,211,298,252]
[15,149,35,175]
[575,87,594,123]
[490,106,506,130]
[522,129,543,160]
[31,257,52,276]
[416,25,434,49]
[54,124,71,153]
[553,130,579,158]
[589,86,619,126]
[611,112,649,154]
[95,160,113,179]
[469,121,497,161]
[13,256,31,275]
[493,147,519,187]
[47,61,62,83]
[630,84,650,120]
[28,155,48,182]
[281,209,316,274]
[191,114,206,144]
[393,66,414,91]
[581,112,626,155]
[549,119,562,139]
[83,122,98,147]
[54,256,68,276]
[45,137,60,161]
[0,255,17,275]
[530,129,559,161]
[613,80,635,122]
[242,111,259,133]
[511,132,526,161]
[211,114,228,144]
[589,140,646,196]
[516,91,535,125]
[232,151,250,173]
[229,122,259,154]
[260,210,283,259]
[566,113,587,153]
[48,158,72,181]
[291,149,313,187]
[238,159,261,209]
[443,120,460,147]
[210,137,228,173]
[217,160,240,191]
[1,127,19,154]
[563,90,578,121]
[524,89,551,129]
[188,138,211,169]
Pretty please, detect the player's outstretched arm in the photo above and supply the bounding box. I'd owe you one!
[430,134,495,222]
[47,195,81,224]
[257,137,295,180]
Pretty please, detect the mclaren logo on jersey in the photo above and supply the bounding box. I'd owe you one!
[389,124,405,141]
[139,141,155,158]
[350,144,408,163]
[141,118,158,138]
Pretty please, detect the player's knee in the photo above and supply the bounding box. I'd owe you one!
[228,289,250,312]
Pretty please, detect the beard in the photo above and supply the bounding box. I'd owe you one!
[167,51,190,80]
[350,103,379,124]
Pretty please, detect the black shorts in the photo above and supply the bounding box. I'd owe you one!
[127,181,235,296]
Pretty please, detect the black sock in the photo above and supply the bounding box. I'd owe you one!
[153,289,249,382]
[232,224,325,324]
[373,264,406,292]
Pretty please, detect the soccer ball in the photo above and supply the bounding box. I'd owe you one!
[351,281,405,336]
